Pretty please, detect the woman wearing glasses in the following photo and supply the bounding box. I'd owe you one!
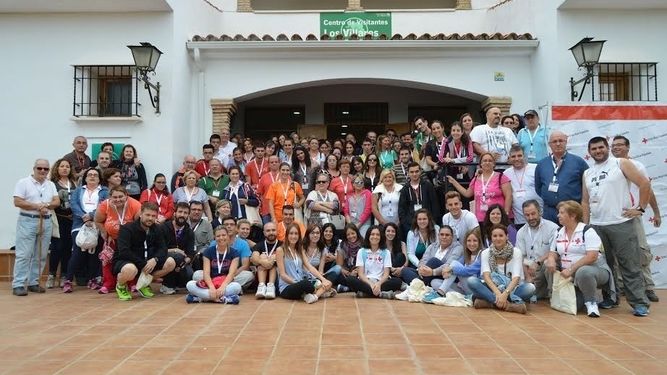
[363,153,382,192]
[305,172,340,227]
[139,173,174,224]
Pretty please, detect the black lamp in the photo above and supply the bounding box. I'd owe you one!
[569,37,606,101]
[128,42,163,113]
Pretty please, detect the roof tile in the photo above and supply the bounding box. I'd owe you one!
[189,33,535,42]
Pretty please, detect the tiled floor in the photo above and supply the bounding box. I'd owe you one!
[1,283,665,375]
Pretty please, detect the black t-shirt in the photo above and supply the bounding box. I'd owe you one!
[252,240,282,255]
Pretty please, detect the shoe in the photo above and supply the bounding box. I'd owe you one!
[12,287,28,296]
[255,283,266,299]
[473,298,494,309]
[505,303,527,314]
[304,293,318,304]
[221,295,240,305]
[322,288,338,299]
[59,279,66,288]
[265,283,276,300]
[185,294,202,304]
[314,280,322,289]
[115,284,132,301]
[421,290,440,304]
[159,285,176,295]
[633,305,650,317]
[355,291,366,298]
[137,286,155,299]
[599,299,619,309]
[27,285,45,293]
[75,277,87,287]
[585,301,600,318]
[46,275,55,289]
[400,282,409,291]
[646,290,660,302]
[529,295,538,304]
[87,278,101,290]
[62,280,73,293]
[98,286,110,295]
[379,291,395,300]
[336,285,350,293]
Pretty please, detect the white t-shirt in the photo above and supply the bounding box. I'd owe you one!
[516,218,558,262]
[480,247,524,280]
[503,164,543,224]
[373,183,402,222]
[441,210,479,250]
[629,159,648,207]
[215,141,238,169]
[470,124,518,163]
[356,247,392,280]
[550,223,602,269]
[14,176,58,215]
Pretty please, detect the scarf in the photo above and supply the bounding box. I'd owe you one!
[341,239,362,269]
[488,241,515,275]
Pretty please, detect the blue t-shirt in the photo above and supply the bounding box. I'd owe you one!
[202,245,240,278]
[517,126,549,164]
[208,236,251,259]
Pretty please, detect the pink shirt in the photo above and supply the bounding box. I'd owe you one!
[471,172,510,221]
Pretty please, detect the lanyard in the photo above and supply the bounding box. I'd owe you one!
[84,186,98,205]
[255,159,265,177]
[317,190,328,202]
[409,183,422,203]
[454,142,463,158]
[192,219,202,232]
[418,231,430,247]
[150,189,164,207]
[216,248,228,275]
[527,128,538,150]
[280,181,291,204]
[400,163,406,177]
[269,172,278,184]
[551,155,564,182]
[481,172,495,201]
[339,176,349,199]
[526,223,541,258]
[113,202,128,225]
[265,241,278,257]
[515,167,526,189]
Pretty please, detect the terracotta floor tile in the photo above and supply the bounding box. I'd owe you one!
[162,359,218,373]
[277,332,320,346]
[319,345,366,360]
[366,344,412,359]
[321,333,360,345]
[455,343,506,358]
[568,359,633,375]
[420,358,474,374]
[468,358,526,374]
[0,346,40,361]
[35,346,89,362]
[318,359,369,375]
[367,359,420,375]
[4,360,68,375]
[108,360,167,375]
[145,334,192,347]
[412,344,460,360]
[516,358,576,374]
[58,360,122,375]
[212,359,267,374]
[226,344,274,360]
[264,359,317,375]
[405,332,449,345]
[590,344,654,360]
[614,360,667,375]
[363,333,406,344]
[81,346,141,361]
[548,344,604,360]
[273,344,319,359]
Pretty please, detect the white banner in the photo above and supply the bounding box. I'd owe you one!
[550,104,667,288]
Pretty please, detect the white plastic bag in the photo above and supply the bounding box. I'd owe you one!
[550,271,577,315]
[433,291,473,308]
[136,272,153,290]
[75,225,98,250]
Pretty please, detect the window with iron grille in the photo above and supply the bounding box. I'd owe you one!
[593,63,657,102]
[73,65,140,117]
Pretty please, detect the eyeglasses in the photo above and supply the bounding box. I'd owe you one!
[316,180,328,184]
[353,180,364,185]
[35,167,49,171]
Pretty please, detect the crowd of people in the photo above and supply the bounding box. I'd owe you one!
[11,107,660,317]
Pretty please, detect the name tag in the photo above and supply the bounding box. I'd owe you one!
[413,204,422,211]
[515,189,526,199]
[548,183,559,193]
[456,173,464,180]
[212,190,221,197]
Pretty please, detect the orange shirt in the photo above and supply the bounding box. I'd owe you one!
[98,197,141,240]
[266,180,303,222]
[330,175,354,214]
[276,220,306,242]
[258,171,280,216]
[245,158,269,188]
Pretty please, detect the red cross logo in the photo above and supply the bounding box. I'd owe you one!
[584,154,590,160]
[642,138,649,144]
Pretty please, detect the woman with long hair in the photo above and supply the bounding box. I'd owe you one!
[336,223,363,292]
[139,173,174,224]
[308,138,325,167]
[385,222,408,279]
[324,154,340,179]
[114,144,147,200]
[46,159,77,288]
[406,209,438,268]
[480,204,517,247]
[441,227,484,295]
[377,134,397,169]
[438,122,475,201]
[363,154,382,191]
[221,165,260,221]
[351,156,365,176]
[303,224,342,286]
[343,141,357,162]
[292,145,313,196]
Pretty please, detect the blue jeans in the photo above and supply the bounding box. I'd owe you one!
[186,270,242,301]
[467,275,535,304]
[13,215,52,288]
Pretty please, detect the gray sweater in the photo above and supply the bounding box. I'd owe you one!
[418,242,463,274]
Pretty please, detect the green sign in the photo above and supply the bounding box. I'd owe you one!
[320,12,392,40]
[92,143,124,160]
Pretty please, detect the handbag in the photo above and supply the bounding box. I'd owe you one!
[329,214,346,230]
[294,206,305,223]
[244,205,262,226]
[76,225,99,250]
[550,271,577,315]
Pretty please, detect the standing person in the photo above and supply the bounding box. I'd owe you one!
[330,159,354,216]
[276,205,306,242]
[343,141,357,162]
[371,169,402,226]
[242,138,255,163]
[170,155,198,192]
[345,225,402,299]
[140,173,174,225]
[308,138,325,167]
[113,202,176,301]
[398,162,440,237]
[267,162,305,224]
[214,129,237,168]
[441,191,479,252]
[62,136,91,179]
[413,116,431,154]
[305,172,340,227]
[582,136,652,316]
[377,135,397,169]
[173,171,212,220]
[460,113,475,137]
[199,158,230,217]
[280,138,295,166]
[221,166,260,221]
[344,174,373,237]
[292,145,314,196]
[90,150,113,173]
[393,146,412,185]
[470,107,518,163]
[322,154,340,179]
[423,120,447,180]
[258,155,281,223]
[195,143,215,178]
[363,154,382,192]
[47,159,77,288]
[504,145,542,228]
[611,135,661,302]
[245,143,268,190]
[517,109,549,164]
[515,200,558,300]
[114,145,147,200]
[227,147,247,177]
[359,138,374,163]
[251,222,282,299]
[12,159,60,296]
[438,122,475,201]
[535,131,589,223]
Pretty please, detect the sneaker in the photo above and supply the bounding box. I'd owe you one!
[379,291,395,300]
[27,285,46,293]
[633,305,650,317]
[46,275,55,289]
[98,286,110,295]
[255,283,266,299]
[599,299,619,309]
[137,286,155,299]
[265,283,276,300]
[115,284,132,301]
[185,294,202,304]
[59,279,66,288]
[304,293,318,304]
[160,285,176,295]
[12,287,28,296]
[422,290,440,304]
[88,278,102,290]
[221,295,240,305]
[529,295,538,304]
[322,288,338,299]
[62,280,73,293]
[400,282,409,291]
[473,298,494,309]
[336,285,350,293]
[505,303,527,314]
[646,290,660,302]
[585,301,600,318]
[314,280,322,289]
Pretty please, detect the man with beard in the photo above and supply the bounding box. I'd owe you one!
[159,202,195,294]
[582,136,651,316]
[63,136,91,179]
[188,200,214,270]
[251,222,282,299]
[515,200,558,300]
[393,146,412,185]
[470,107,518,164]
[113,202,176,300]
[504,145,542,229]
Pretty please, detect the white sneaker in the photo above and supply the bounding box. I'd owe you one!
[304,293,318,304]
[159,285,176,295]
[585,301,600,318]
[255,283,266,299]
[265,283,275,299]
[46,275,55,289]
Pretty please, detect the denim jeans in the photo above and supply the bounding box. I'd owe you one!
[13,215,52,288]
[186,270,242,301]
[467,274,535,304]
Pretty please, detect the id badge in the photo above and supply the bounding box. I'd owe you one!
[515,190,526,199]
[561,259,572,269]
[548,183,559,193]
[413,204,422,211]
[456,173,464,180]
[590,192,600,204]
[212,190,220,197]
[479,204,488,211]
[528,152,536,160]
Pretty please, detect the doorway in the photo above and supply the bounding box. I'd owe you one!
[324,102,388,141]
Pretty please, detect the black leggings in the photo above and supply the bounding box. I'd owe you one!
[280,279,315,300]
[345,276,402,297]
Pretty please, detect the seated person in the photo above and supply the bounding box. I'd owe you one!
[441,228,483,295]
[251,222,282,299]
[160,202,195,294]
[276,205,306,242]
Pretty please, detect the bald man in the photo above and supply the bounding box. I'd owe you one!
[171,154,199,192]
[534,131,589,223]
[62,136,91,178]
[470,107,518,163]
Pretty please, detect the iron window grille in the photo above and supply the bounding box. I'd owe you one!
[73,65,140,117]
[591,63,657,102]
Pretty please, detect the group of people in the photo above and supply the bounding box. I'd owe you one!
[11,107,660,317]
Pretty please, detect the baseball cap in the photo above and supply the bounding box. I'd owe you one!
[524,109,538,117]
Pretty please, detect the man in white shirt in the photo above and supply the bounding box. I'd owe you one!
[611,135,661,302]
[441,191,479,251]
[470,106,518,164]
[515,200,558,300]
[504,145,543,228]
[215,129,238,168]
[12,159,60,296]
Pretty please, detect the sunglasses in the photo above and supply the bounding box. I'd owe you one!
[353,180,364,185]
[316,180,328,184]
[35,167,49,171]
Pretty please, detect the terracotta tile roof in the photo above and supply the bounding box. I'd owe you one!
[190,32,535,42]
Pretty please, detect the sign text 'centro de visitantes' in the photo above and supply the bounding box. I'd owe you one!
[320,12,392,39]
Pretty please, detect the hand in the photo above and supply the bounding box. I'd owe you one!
[184,257,191,264]
[209,287,217,300]
[350,269,358,277]
[321,279,332,290]
[142,258,157,274]
[39,205,50,215]
[654,215,662,228]
[100,231,108,241]
[545,258,556,274]
[446,175,457,184]
[209,196,219,205]
[494,291,508,309]
[134,157,141,167]
[525,268,536,282]
[491,152,501,161]
[216,286,226,300]
[622,208,643,219]
[391,267,402,277]
[238,198,248,205]
[460,166,469,174]
[560,268,573,279]
[84,220,94,227]
[341,269,350,277]
[325,253,337,263]
[371,282,381,296]
[418,266,432,277]
[441,266,452,278]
